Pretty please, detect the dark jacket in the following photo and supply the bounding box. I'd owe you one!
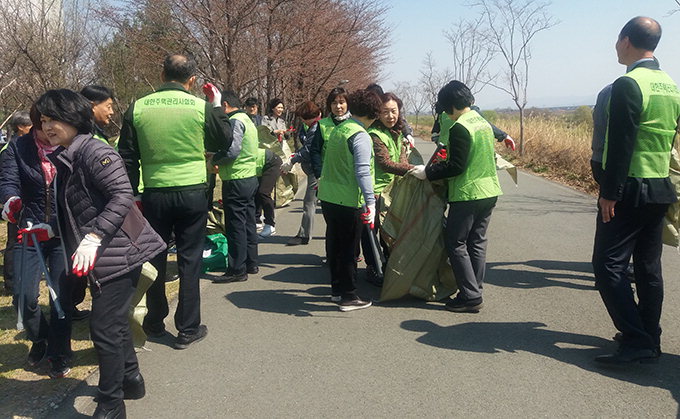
[0,132,58,231]
[292,121,317,175]
[49,134,165,284]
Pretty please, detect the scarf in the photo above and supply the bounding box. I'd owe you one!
[332,111,351,123]
[34,133,58,186]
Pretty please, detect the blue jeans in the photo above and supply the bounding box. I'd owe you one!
[14,238,72,359]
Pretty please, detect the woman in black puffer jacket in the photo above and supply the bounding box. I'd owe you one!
[35,89,166,419]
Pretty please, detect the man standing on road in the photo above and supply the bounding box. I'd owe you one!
[212,90,259,284]
[118,54,232,349]
[593,17,680,365]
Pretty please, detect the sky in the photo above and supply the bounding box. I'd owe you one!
[380,0,680,109]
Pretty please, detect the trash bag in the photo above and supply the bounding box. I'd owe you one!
[129,262,157,348]
[207,201,226,236]
[203,233,228,273]
[257,126,301,207]
[663,141,680,249]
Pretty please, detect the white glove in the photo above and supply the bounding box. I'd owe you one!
[71,233,102,277]
[280,160,294,174]
[404,134,416,148]
[503,135,516,151]
[362,203,376,229]
[409,165,427,180]
[202,83,222,108]
[2,196,22,223]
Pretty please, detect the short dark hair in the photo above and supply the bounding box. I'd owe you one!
[9,111,31,133]
[163,54,197,83]
[244,97,259,107]
[33,89,93,134]
[619,16,661,51]
[221,89,241,108]
[366,83,384,96]
[437,81,474,113]
[374,92,404,132]
[295,101,321,120]
[325,87,349,114]
[347,89,382,119]
[80,85,114,103]
[267,98,284,115]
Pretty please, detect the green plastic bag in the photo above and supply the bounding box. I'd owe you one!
[203,233,228,273]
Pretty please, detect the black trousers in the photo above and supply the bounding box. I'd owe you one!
[593,201,668,350]
[223,177,258,274]
[255,154,282,226]
[90,268,141,409]
[321,201,363,299]
[445,197,497,300]
[142,187,207,334]
[3,222,17,293]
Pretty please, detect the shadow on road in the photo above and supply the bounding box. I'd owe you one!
[487,260,595,291]
[226,287,342,317]
[258,253,324,268]
[495,194,595,216]
[401,320,680,411]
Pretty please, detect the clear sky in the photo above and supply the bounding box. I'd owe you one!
[380,0,680,109]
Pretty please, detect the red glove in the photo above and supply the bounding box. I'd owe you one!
[503,135,516,151]
[202,83,222,108]
[18,223,55,246]
[133,195,143,213]
[2,196,22,223]
[362,204,376,229]
[436,148,447,160]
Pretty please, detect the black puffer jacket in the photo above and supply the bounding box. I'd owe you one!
[0,132,58,230]
[49,134,165,284]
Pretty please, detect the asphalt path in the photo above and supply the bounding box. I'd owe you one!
[55,138,680,418]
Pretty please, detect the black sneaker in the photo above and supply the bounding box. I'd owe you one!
[595,346,659,365]
[445,294,483,313]
[286,236,310,246]
[247,266,259,275]
[175,325,208,350]
[123,371,146,400]
[48,357,71,379]
[93,401,126,419]
[338,297,372,312]
[72,308,90,321]
[213,271,248,283]
[27,341,47,366]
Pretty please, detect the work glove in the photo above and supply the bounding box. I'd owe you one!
[71,233,101,277]
[362,203,376,229]
[409,165,427,180]
[404,134,416,149]
[18,222,55,246]
[503,135,516,151]
[133,195,143,213]
[202,83,222,108]
[436,148,447,161]
[280,160,294,174]
[2,196,22,223]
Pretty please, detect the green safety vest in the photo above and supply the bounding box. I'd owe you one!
[438,112,456,146]
[255,148,266,177]
[368,126,402,194]
[447,110,502,202]
[133,89,207,188]
[603,67,680,178]
[318,117,336,160]
[219,111,258,180]
[318,119,374,208]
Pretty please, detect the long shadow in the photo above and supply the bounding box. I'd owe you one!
[226,287,344,317]
[486,260,595,291]
[495,195,595,216]
[258,253,324,268]
[401,320,680,412]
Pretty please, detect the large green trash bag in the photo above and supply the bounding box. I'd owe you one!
[379,149,457,302]
[203,233,228,272]
[129,262,157,348]
[257,126,300,207]
[663,144,680,249]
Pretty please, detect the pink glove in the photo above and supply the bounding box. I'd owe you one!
[18,223,55,246]
[503,135,516,151]
[362,204,376,229]
[202,83,222,108]
[2,196,22,223]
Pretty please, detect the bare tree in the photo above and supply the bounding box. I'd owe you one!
[419,52,452,116]
[443,16,496,95]
[473,0,558,154]
[394,81,428,131]
[669,0,680,15]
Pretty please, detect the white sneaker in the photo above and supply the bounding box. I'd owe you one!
[256,223,264,232]
[259,224,276,237]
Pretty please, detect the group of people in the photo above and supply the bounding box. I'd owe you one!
[0,14,678,418]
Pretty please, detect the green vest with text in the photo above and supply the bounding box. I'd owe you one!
[219,111,258,180]
[133,89,207,188]
[438,112,456,146]
[255,148,266,177]
[448,110,502,202]
[603,67,680,178]
[368,126,402,194]
[318,117,336,161]
[318,119,374,208]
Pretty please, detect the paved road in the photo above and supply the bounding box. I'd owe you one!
[56,139,680,418]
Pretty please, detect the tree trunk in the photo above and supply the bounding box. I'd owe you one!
[519,106,525,156]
